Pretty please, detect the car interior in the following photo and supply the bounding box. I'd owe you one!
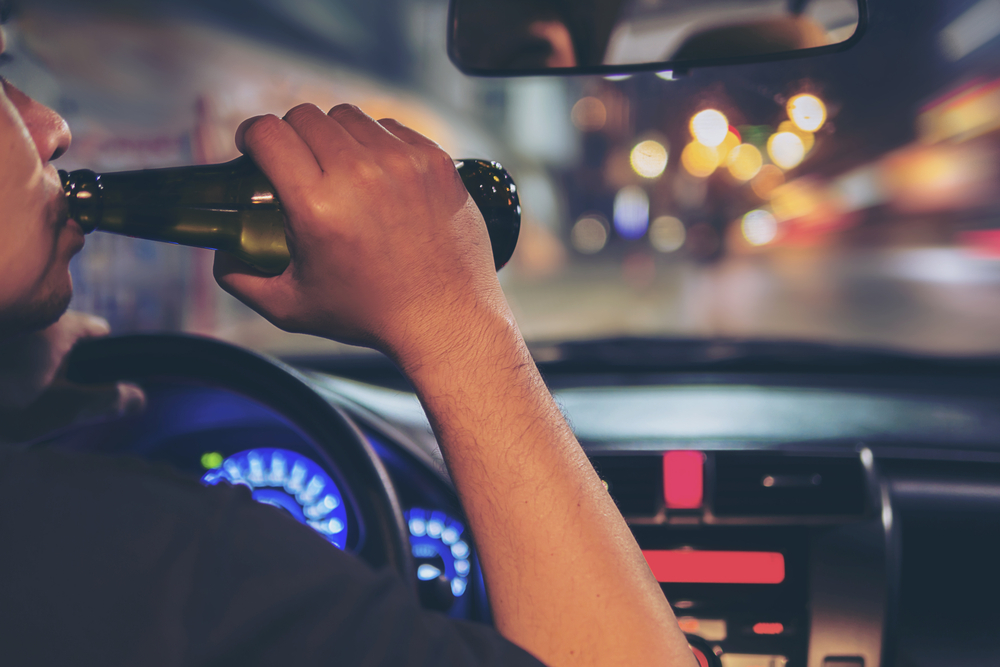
[5,0,1000,665]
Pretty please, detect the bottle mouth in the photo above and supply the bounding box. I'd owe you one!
[59,168,102,233]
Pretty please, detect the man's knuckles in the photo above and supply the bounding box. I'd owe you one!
[377,148,427,180]
[327,103,364,121]
[283,103,330,132]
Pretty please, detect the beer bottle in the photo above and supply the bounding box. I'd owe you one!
[60,156,521,275]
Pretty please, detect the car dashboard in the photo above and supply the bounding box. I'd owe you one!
[54,337,1000,667]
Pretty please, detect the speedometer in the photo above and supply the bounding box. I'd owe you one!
[201,448,350,549]
[406,508,471,599]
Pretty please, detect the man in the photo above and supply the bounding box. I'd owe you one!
[0,3,694,665]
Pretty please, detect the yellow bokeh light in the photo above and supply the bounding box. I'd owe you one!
[649,216,686,252]
[727,144,763,181]
[630,139,669,179]
[690,109,729,147]
[787,94,827,132]
[769,180,822,222]
[742,209,778,246]
[778,120,815,153]
[716,131,741,163]
[767,132,806,170]
[751,164,785,199]
[681,141,720,178]
[571,96,607,131]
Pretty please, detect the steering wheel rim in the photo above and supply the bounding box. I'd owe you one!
[64,332,415,588]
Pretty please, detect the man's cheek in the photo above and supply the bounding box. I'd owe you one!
[0,208,57,298]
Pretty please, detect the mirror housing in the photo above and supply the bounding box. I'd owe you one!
[448,0,867,77]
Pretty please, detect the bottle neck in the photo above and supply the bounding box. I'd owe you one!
[60,156,275,234]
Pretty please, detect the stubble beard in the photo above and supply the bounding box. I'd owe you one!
[0,279,73,338]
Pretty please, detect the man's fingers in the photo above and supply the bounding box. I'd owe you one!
[213,252,297,330]
[114,382,146,416]
[328,104,404,147]
[234,115,268,154]
[282,103,359,173]
[377,118,442,149]
[72,312,111,338]
[235,114,323,215]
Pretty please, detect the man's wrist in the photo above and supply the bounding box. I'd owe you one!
[387,295,528,392]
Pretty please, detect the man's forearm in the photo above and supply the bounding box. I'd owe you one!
[400,306,695,667]
[211,104,694,665]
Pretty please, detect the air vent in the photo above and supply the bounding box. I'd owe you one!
[712,453,867,517]
[590,455,662,516]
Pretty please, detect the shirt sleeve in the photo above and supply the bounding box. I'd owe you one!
[0,447,547,667]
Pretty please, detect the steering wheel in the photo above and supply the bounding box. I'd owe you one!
[63,333,415,588]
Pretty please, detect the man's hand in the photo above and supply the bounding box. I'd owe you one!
[214,103,506,372]
[0,311,145,443]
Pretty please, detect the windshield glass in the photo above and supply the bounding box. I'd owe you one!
[6,0,1000,356]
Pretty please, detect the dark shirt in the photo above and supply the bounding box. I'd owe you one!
[0,446,545,666]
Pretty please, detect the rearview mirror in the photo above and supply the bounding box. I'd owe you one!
[448,0,865,76]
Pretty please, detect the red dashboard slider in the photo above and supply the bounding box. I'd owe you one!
[642,550,786,584]
[663,451,704,509]
[752,622,785,635]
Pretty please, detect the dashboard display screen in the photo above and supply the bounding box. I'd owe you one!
[202,448,349,549]
[642,550,785,584]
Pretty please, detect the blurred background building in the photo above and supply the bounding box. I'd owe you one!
[5,0,1000,355]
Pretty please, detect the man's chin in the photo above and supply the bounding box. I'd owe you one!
[0,285,74,339]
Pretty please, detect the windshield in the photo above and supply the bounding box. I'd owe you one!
[6,0,1000,356]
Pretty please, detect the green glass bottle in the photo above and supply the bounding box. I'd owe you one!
[60,156,520,275]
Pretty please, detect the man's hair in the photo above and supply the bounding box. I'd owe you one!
[0,1,14,24]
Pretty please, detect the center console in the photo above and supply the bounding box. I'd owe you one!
[591,448,888,667]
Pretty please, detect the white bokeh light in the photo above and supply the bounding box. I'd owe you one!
[690,109,729,147]
[742,209,779,246]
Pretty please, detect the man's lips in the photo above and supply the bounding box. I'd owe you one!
[65,218,86,255]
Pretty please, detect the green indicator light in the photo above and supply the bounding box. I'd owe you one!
[201,452,224,469]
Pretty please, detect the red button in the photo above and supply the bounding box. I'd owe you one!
[663,451,704,509]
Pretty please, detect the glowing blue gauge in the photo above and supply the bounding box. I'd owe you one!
[202,448,348,550]
[406,508,470,598]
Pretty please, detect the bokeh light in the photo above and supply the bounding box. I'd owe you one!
[787,94,827,132]
[727,144,763,181]
[649,216,686,252]
[571,96,607,131]
[630,139,669,178]
[201,452,224,469]
[681,141,720,178]
[742,209,778,246]
[751,164,786,199]
[716,130,741,163]
[767,132,806,170]
[613,186,650,239]
[769,180,822,222]
[778,120,815,153]
[690,109,729,147]
[571,214,610,254]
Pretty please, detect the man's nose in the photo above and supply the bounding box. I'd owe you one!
[3,82,71,162]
